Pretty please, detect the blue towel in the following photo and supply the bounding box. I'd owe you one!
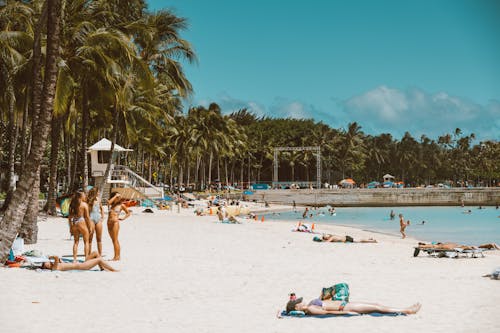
[280,310,406,318]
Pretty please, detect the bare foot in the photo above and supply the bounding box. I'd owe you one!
[404,303,421,314]
[109,257,120,261]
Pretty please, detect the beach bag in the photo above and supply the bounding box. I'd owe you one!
[321,283,350,301]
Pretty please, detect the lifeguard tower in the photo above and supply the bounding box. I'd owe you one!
[88,138,163,200]
[383,174,395,183]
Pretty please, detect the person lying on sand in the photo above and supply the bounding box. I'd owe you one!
[282,294,421,316]
[315,234,377,243]
[39,252,117,272]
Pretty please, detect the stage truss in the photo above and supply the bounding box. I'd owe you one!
[273,146,321,189]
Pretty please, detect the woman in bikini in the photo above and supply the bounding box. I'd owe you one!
[87,187,104,256]
[107,193,131,261]
[68,191,93,262]
[284,295,421,316]
[40,251,117,272]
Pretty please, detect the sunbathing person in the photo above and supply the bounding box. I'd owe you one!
[40,252,117,272]
[217,208,239,223]
[318,233,377,243]
[417,242,499,250]
[284,295,421,316]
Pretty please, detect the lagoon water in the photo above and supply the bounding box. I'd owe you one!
[265,206,500,245]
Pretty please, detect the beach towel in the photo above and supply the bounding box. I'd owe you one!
[279,310,406,318]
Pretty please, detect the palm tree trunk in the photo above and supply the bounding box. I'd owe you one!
[99,114,119,197]
[217,156,221,181]
[195,154,201,189]
[20,96,30,174]
[45,114,61,214]
[148,152,152,183]
[20,167,40,244]
[208,151,213,186]
[1,67,18,210]
[240,159,244,190]
[81,84,89,189]
[64,127,71,192]
[0,0,62,262]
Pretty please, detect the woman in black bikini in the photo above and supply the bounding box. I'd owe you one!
[107,193,131,261]
[68,191,93,262]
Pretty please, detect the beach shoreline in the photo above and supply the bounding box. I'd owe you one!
[1,203,499,333]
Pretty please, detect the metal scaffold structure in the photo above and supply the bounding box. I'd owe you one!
[273,146,321,189]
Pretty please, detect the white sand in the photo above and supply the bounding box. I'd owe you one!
[1,203,499,333]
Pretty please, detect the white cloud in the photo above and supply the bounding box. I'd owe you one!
[340,86,500,141]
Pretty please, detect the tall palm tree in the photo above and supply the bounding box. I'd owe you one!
[0,1,34,208]
[0,0,62,262]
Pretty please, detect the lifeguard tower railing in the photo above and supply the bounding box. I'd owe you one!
[108,165,164,199]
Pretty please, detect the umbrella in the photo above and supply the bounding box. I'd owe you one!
[339,178,355,184]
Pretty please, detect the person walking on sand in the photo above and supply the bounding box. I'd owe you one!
[68,191,93,262]
[107,193,131,261]
[399,214,410,239]
[87,187,104,256]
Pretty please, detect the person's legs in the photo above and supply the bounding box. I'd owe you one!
[108,222,121,260]
[344,302,421,314]
[359,238,377,243]
[88,226,94,253]
[95,221,103,256]
[97,259,117,272]
[72,229,80,262]
[77,222,90,260]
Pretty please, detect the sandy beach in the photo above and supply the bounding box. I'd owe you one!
[1,203,499,333]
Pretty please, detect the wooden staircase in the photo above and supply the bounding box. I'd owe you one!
[106,165,164,201]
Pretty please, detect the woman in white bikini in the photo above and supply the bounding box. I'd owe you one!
[68,191,92,262]
[87,187,104,256]
[107,193,131,261]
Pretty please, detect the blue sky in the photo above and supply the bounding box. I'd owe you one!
[148,0,500,141]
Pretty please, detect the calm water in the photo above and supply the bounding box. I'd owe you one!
[264,206,500,245]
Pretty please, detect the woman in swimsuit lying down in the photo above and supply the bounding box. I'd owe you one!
[40,252,117,272]
[284,295,421,316]
[320,234,377,243]
[417,242,500,250]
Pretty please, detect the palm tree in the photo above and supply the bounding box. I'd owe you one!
[0,0,62,262]
[0,1,34,208]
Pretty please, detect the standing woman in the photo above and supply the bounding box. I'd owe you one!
[68,192,92,262]
[87,187,104,256]
[107,192,131,261]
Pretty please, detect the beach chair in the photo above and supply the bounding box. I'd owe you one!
[413,247,484,258]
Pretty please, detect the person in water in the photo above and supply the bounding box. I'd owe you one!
[68,191,93,262]
[399,214,409,239]
[319,234,377,243]
[107,193,131,261]
[390,210,395,220]
[40,252,117,272]
[87,187,104,256]
[284,295,421,316]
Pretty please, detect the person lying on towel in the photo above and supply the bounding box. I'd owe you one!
[39,252,117,272]
[283,292,420,316]
[314,234,377,243]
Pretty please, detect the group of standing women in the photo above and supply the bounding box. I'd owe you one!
[67,189,131,262]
